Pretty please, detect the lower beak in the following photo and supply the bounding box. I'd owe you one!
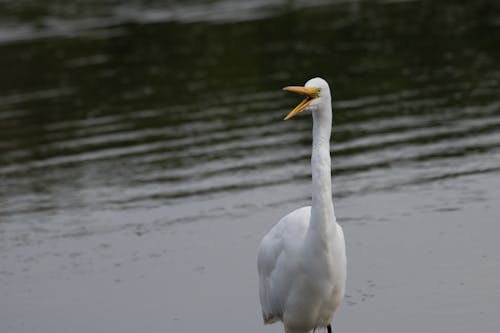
[282,86,319,120]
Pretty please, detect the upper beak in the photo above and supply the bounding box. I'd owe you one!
[282,86,320,120]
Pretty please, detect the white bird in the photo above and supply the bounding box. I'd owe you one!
[257,77,346,333]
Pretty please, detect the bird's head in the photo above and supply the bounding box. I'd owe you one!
[282,77,331,120]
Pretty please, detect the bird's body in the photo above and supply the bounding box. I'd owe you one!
[257,78,346,333]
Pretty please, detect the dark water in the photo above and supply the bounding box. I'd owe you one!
[1,1,500,332]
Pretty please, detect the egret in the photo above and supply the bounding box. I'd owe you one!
[257,77,346,333]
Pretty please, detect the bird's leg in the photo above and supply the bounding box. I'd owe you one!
[327,324,332,333]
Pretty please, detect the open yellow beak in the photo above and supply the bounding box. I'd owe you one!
[282,86,320,120]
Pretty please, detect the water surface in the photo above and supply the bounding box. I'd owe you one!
[1,1,500,332]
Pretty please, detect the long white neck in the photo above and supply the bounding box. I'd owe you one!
[309,97,336,237]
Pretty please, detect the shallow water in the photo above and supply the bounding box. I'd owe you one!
[1,1,500,332]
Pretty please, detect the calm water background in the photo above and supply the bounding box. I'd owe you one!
[1,1,500,332]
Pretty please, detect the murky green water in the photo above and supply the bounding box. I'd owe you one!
[1,1,500,332]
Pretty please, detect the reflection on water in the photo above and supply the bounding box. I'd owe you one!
[1,0,500,244]
[2,1,500,332]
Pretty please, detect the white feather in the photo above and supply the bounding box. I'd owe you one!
[257,78,346,333]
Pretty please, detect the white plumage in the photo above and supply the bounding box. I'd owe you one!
[257,78,346,333]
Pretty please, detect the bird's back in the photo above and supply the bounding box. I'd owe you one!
[257,206,346,332]
[257,206,311,324]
